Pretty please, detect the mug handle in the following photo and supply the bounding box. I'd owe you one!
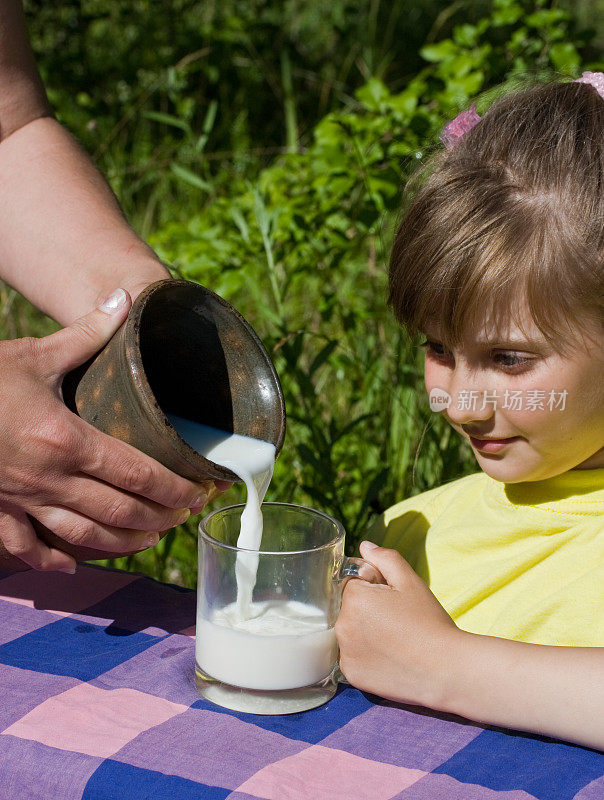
[339,556,385,585]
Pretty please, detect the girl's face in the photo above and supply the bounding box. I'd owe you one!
[422,311,604,483]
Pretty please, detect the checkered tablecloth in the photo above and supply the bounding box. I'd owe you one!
[0,564,601,800]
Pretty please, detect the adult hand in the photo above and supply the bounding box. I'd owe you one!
[0,288,219,573]
[336,541,462,710]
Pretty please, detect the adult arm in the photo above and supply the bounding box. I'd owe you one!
[336,542,604,751]
[0,0,168,322]
[0,2,219,572]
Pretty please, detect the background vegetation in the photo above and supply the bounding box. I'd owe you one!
[3,0,602,587]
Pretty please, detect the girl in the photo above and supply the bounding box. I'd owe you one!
[336,74,604,751]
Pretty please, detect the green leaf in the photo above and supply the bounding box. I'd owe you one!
[297,444,332,480]
[202,100,218,134]
[389,79,426,115]
[549,43,580,75]
[453,24,479,48]
[143,110,191,134]
[230,207,250,243]
[170,164,212,192]
[356,78,390,109]
[252,188,271,239]
[491,4,523,26]
[420,40,458,63]
[196,100,218,151]
[300,484,332,509]
[525,9,568,28]
[309,340,338,376]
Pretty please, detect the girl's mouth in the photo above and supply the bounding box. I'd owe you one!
[469,436,521,453]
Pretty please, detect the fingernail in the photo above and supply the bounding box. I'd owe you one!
[175,508,190,525]
[191,492,207,508]
[59,566,76,574]
[361,540,379,550]
[98,288,128,314]
[144,533,160,548]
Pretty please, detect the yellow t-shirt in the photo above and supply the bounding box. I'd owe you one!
[374,469,604,646]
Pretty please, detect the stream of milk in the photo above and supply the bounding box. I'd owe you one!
[167,414,275,619]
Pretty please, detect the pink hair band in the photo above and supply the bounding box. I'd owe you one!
[439,71,604,150]
[439,103,482,150]
[575,70,604,99]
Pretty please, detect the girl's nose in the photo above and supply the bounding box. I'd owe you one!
[442,367,496,425]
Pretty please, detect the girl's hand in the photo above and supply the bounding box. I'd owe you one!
[336,541,462,710]
[0,290,218,573]
[338,544,604,750]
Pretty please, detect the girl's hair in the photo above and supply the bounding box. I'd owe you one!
[388,80,604,351]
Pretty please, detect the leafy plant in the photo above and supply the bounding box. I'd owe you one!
[4,0,599,585]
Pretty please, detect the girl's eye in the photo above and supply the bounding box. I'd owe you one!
[492,351,533,370]
[420,339,453,359]
[420,339,536,372]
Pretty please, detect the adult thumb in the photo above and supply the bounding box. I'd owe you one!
[43,288,131,376]
[358,541,419,592]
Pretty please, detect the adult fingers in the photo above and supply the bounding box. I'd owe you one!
[45,475,192,532]
[76,419,213,511]
[0,510,76,573]
[40,288,131,378]
[33,506,162,555]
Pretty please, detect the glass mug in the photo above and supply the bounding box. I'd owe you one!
[195,502,375,714]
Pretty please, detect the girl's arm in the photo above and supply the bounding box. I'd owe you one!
[336,542,604,751]
[0,0,169,324]
[444,628,603,749]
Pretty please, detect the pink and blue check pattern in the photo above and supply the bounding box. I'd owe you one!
[0,564,601,799]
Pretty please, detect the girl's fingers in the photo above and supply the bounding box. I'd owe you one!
[0,510,76,573]
[357,543,417,590]
[32,506,161,555]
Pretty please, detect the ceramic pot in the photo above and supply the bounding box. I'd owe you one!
[62,278,286,482]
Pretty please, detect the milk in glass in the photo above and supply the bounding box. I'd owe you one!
[196,600,337,690]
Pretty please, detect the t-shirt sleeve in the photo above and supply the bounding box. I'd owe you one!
[369,474,484,563]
